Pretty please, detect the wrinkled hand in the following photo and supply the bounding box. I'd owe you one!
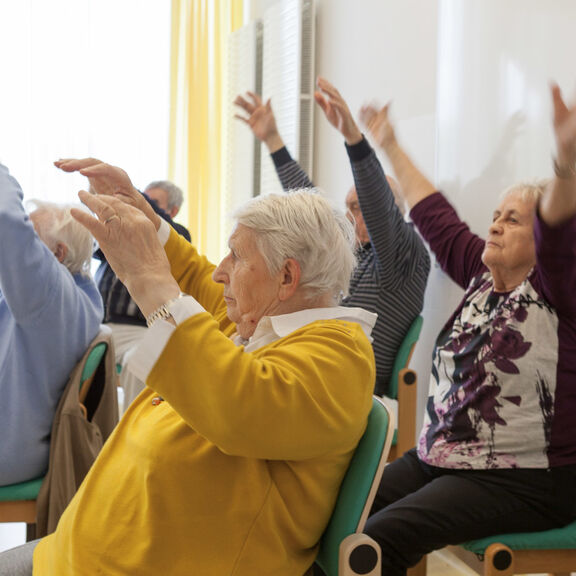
[314,77,362,145]
[71,191,179,316]
[359,103,397,152]
[55,158,160,230]
[234,92,284,152]
[551,83,576,166]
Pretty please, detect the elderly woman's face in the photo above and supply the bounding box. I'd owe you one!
[213,224,283,339]
[482,190,537,277]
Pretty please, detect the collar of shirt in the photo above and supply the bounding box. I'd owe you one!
[233,306,377,352]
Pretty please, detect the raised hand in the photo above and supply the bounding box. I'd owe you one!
[551,83,576,171]
[55,158,160,229]
[540,82,576,226]
[314,77,362,145]
[234,92,285,153]
[71,191,179,317]
[358,103,397,153]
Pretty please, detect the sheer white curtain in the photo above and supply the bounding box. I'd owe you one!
[0,0,171,204]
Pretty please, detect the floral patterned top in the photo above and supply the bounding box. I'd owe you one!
[411,192,576,469]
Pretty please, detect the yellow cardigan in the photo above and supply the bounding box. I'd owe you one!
[34,229,375,576]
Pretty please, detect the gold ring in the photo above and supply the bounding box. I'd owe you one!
[103,214,119,225]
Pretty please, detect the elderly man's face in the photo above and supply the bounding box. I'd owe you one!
[345,188,369,245]
[146,187,179,218]
[213,224,283,339]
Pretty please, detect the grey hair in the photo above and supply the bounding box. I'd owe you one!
[27,200,94,276]
[232,188,357,304]
[144,180,185,211]
[499,179,550,204]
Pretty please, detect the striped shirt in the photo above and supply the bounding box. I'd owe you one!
[271,137,430,396]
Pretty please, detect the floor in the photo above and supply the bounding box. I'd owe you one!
[0,523,26,552]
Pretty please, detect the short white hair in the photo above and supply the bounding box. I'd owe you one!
[233,189,357,304]
[500,180,550,204]
[27,200,94,276]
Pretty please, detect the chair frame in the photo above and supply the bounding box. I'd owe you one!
[445,539,576,576]
[314,396,395,576]
[387,315,422,462]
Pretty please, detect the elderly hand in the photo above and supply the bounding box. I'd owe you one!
[551,83,576,171]
[314,77,362,145]
[234,92,285,153]
[71,191,180,318]
[55,158,161,230]
[359,103,398,153]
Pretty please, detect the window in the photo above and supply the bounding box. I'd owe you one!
[0,0,171,203]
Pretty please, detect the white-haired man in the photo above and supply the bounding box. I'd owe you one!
[0,162,103,487]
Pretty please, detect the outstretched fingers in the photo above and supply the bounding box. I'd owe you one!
[54,157,104,173]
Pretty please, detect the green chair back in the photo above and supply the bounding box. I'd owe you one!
[80,342,107,391]
[388,315,423,400]
[314,396,394,576]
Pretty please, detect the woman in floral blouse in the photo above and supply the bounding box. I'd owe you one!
[361,82,576,576]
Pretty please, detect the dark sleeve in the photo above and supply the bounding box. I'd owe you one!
[271,147,315,190]
[534,211,576,314]
[143,193,191,242]
[410,193,486,289]
[347,137,430,291]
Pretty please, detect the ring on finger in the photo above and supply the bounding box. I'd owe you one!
[103,214,119,225]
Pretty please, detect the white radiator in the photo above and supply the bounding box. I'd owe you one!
[225,0,316,224]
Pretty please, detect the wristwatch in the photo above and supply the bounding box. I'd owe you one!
[145,293,185,327]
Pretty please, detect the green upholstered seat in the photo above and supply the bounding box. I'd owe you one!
[0,477,44,502]
[463,520,576,554]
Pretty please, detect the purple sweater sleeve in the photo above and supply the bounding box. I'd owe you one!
[533,212,576,315]
[410,193,487,289]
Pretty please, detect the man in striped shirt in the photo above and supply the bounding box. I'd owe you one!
[235,77,430,396]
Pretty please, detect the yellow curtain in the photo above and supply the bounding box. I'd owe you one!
[169,0,244,262]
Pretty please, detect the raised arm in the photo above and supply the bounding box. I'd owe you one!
[234,92,285,154]
[540,83,576,226]
[315,77,429,283]
[359,104,436,210]
[234,92,313,190]
[314,77,363,146]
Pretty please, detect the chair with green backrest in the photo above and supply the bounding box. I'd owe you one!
[441,521,576,576]
[313,396,395,576]
[387,315,423,462]
[0,335,109,541]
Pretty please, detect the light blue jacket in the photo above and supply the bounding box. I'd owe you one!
[0,163,103,485]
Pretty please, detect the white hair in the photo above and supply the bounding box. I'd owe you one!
[27,200,94,276]
[233,188,357,304]
[499,179,550,204]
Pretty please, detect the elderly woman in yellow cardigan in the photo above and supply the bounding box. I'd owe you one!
[0,159,377,576]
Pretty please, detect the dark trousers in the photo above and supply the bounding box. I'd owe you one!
[364,448,576,576]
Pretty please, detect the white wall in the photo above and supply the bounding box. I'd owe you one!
[250,0,576,433]
[310,0,438,428]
